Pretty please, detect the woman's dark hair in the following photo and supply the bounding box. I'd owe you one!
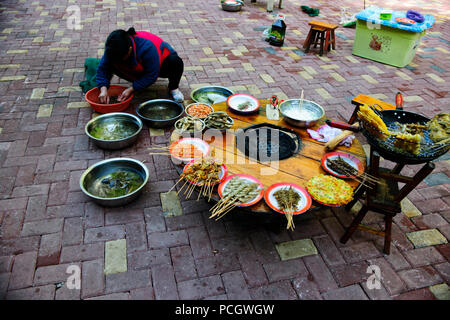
[105,27,137,61]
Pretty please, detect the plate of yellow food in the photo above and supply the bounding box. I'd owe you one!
[306,174,354,207]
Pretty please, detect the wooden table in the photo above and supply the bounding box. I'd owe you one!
[172,99,367,214]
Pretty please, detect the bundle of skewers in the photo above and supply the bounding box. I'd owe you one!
[326,156,379,188]
[169,157,223,201]
[209,177,262,220]
[148,143,204,159]
[274,187,300,231]
[148,144,171,156]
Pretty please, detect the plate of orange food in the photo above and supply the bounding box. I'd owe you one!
[169,138,210,163]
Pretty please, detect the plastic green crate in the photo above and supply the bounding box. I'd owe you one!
[352,19,425,67]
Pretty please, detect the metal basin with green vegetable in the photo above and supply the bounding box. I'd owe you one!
[190,86,234,105]
[85,112,143,150]
[80,158,149,207]
[136,99,185,128]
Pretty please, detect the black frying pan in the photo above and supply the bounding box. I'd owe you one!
[327,110,449,164]
[362,110,449,164]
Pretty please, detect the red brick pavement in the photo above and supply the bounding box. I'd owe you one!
[0,0,449,300]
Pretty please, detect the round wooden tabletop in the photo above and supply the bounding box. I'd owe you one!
[171,99,367,214]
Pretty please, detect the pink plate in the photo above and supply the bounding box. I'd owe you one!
[169,138,210,163]
[264,183,312,215]
[321,152,364,179]
[182,159,228,186]
[218,174,264,207]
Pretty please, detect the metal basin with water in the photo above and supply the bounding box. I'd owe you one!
[80,158,149,207]
[85,112,142,150]
[136,99,185,128]
[279,99,325,128]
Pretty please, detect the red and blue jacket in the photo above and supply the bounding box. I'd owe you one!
[96,31,175,91]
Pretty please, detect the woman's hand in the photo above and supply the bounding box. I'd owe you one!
[98,86,109,104]
[118,87,134,102]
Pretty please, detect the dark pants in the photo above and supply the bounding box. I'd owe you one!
[159,53,184,91]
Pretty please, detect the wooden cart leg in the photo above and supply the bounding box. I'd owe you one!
[331,29,336,50]
[383,215,393,254]
[341,205,369,244]
[392,163,405,175]
[395,162,435,202]
[345,185,365,211]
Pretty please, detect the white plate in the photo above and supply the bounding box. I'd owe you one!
[226,94,260,113]
[264,183,312,215]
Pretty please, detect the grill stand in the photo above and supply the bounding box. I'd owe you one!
[340,145,435,254]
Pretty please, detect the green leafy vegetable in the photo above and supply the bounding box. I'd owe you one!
[87,169,144,198]
[90,120,138,141]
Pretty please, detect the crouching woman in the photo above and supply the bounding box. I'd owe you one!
[96,27,184,103]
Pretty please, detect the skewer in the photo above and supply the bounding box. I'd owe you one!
[197,184,205,201]
[210,196,226,211]
[326,159,380,183]
[214,197,241,220]
[216,197,240,215]
[215,203,237,220]
[211,195,233,216]
[148,146,170,150]
[187,182,197,199]
[208,184,214,201]
[211,197,230,215]
[299,89,304,112]
[177,180,189,195]
[148,152,171,156]
[286,214,294,231]
[168,176,184,193]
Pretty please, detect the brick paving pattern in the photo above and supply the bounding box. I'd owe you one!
[0,0,449,300]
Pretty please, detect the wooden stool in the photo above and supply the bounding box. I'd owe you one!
[348,94,397,124]
[304,27,327,56]
[303,20,338,56]
[340,147,435,254]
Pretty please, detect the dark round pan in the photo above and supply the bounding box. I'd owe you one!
[379,110,429,127]
[362,110,449,164]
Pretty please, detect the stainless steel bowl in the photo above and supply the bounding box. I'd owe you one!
[222,1,242,12]
[190,86,234,105]
[85,112,143,150]
[279,99,325,128]
[136,99,185,128]
[80,158,149,207]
